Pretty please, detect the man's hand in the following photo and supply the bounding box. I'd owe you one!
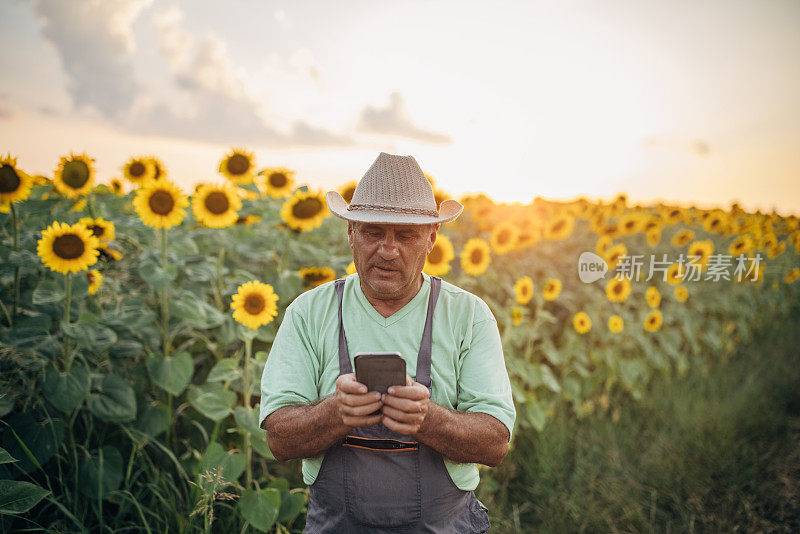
[380,374,430,436]
[335,373,384,429]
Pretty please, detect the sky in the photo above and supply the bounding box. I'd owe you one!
[1,0,798,215]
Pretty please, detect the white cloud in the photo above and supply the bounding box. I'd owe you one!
[32,0,153,117]
[357,92,452,145]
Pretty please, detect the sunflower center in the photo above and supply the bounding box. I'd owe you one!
[204,191,230,214]
[613,282,623,294]
[269,173,287,187]
[497,229,510,245]
[62,160,90,189]
[470,248,483,264]
[129,161,146,177]
[153,164,162,180]
[227,154,250,176]
[148,190,175,215]
[53,234,85,259]
[292,198,322,219]
[243,293,265,315]
[428,245,444,264]
[303,272,328,286]
[551,221,565,233]
[0,164,21,193]
[343,187,356,204]
[88,225,104,237]
[624,220,636,231]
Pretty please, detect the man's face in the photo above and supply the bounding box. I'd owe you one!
[348,221,438,300]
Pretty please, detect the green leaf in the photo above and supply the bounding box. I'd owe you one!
[0,447,17,465]
[277,492,305,523]
[0,480,50,514]
[137,260,178,290]
[238,488,281,532]
[136,404,171,438]
[146,351,193,396]
[207,359,241,383]
[0,413,64,474]
[87,374,137,423]
[526,402,547,432]
[0,393,15,418]
[540,364,561,393]
[187,383,236,422]
[31,279,64,305]
[79,446,123,500]
[43,364,90,414]
[198,442,245,483]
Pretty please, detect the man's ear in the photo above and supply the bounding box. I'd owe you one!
[427,223,440,253]
[347,221,355,249]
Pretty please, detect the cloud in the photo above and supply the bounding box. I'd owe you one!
[357,92,452,145]
[32,0,152,117]
[642,136,711,157]
[141,6,353,147]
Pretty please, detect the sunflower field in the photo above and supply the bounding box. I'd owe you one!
[1,150,799,532]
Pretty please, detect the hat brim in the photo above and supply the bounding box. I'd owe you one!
[326,191,463,225]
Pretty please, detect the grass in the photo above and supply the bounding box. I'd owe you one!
[482,303,800,533]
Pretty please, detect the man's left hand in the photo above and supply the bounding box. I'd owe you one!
[380,374,430,436]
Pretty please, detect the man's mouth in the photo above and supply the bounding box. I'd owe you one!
[373,265,398,275]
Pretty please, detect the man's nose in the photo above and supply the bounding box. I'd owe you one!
[377,233,400,259]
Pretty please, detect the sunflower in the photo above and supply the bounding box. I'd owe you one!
[133,180,188,228]
[515,216,542,250]
[460,238,491,276]
[646,228,661,247]
[646,286,661,308]
[605,277,631,303]
[77,219,114,247]
[280,189,329,232]
[230,281,279,329]
[109,178,125,195]
[783,267,799,284]
[728,235,753,256]
[543,278,562,301]
[598,222,620,239]
[99,244,123,261]
[512,306,523,326]
[687,240,714,269]
[767,241,786,259]
[670,229,695,247]
[618,212,644,235]
[192,183,242,228]
[661,206,688,225]
[674,285,688,302]
[299,267,336,289]
[235,214,261,226]
[608,315,624,333]
[70,198,87,212]
[490,221,520,255]
[596,236,613,255]
[573,311,591,334]
[53,152,95,198]
[543,213,574,241]
[0,154,34,204]
[123,156,156,185]
[513,276,534,305]
[432,188,450,210]
[86,270,102,295]
[737,259,765,283]
[338,180,358,204]
[643,309,663,332]
[346,261,357,276]
[219,148,256,184]
[703,210,728,234]
[603,243,628,271]
[37,221,100,274]
[145,156,167,183]
[258,167,295,198]
[665,262,686,285]
[424,234,455,276]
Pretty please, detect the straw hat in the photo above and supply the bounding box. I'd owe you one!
[326,152,463,225]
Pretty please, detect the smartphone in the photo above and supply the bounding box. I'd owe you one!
[353,352,405,394]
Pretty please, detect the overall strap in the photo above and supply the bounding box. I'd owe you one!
[334,278,353,375]
[415,276,441,391]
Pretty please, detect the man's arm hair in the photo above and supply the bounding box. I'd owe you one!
[415,402,510,467]
[261,395,350,462]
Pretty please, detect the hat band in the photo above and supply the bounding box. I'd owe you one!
[347,203,439,217]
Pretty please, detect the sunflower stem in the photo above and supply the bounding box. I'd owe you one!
[214,247,225,311]
[88,193,97,219]
[10,202,20,326]
[160,227,169,358]
[64,272,74,372]
[243,336,253,488]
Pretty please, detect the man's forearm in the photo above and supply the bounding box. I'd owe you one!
[262,395,350,462]
[413,402,509,467]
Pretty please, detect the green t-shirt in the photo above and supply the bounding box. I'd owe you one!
[258,272,516,491]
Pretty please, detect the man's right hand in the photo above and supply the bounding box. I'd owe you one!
[335,373,383,428]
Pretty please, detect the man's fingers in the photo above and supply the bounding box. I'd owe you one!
[386,383,429,400]
[341,399,383,416]
[381,414,417,436]
[381,394,424,413]
[380,403,425,424]
[343,412,383,427]
[337,373,368,394]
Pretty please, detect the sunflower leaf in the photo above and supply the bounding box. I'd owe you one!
[42,363,90,414]
[238,488,281,533]
[146,351,193,396]
[78,446,124,500]
[32,279,64,305]
[0,480,50,514]
[87,374,137,423]
[187,383,236,422]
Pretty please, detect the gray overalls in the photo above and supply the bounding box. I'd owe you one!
[304,276,491,533]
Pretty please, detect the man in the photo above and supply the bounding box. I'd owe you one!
[259,152,516,533]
